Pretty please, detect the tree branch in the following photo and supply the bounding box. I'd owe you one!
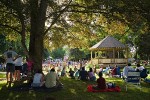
[44,0,72,35]
[0,23,21,34]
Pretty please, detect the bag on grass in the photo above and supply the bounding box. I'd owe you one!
[107,82,116,88]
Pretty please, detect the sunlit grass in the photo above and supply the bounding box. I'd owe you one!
[0,72,150,100]
[0,74,5,78]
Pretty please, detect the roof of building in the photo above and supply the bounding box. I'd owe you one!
[90,36,127,51]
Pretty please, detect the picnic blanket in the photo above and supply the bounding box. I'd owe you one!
[87,85,121,92]
[9,83,63,92]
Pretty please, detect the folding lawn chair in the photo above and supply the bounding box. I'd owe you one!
[124,71,141,91]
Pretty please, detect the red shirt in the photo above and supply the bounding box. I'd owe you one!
[27,60,33,71]
[112,67,117,75]
[97,77,106,89]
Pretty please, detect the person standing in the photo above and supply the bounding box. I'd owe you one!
[3,47,18,83]
[14,55,23,81]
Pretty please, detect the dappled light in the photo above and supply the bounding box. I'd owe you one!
[0,74,150,99]
[0,0,150,100]
[69,88,77,94]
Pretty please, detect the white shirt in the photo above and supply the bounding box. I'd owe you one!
[14,57,23,66]
[135,66,145,71]
[33,73,43,84]
[58,65,63,71]
[45,72,59,88]
[123,66,134,78]
[3,50,18,63]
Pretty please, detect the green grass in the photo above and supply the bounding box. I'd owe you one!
[0,74,150,100]
[0,74,5,78]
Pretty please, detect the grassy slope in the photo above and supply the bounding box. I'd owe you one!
[0,65,150,100]
[0,75,150,100]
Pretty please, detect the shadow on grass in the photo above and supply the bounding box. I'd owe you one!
[0,80,61,100]
[0,77,150,100]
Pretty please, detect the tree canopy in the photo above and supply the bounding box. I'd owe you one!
[0,0,150,70]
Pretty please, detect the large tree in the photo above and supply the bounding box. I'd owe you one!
[0,0,150,71]
[0,0,101,70]
[0,0,72,70]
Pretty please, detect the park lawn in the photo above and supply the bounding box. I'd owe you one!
[0,74,5,78]
[0,75,150,100]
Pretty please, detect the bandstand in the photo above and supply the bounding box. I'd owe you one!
[90,36,128,67]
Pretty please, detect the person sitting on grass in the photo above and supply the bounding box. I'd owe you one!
[135,63,148,79]
[135,63,145,72]
[45,68,63,88]
[111,65,117,76]
[88,67,96,81]
[79,67,88,81]
[102,66,110,77]
[122,63,134,79]
[74,65,78,73]
[74,69,80,80]
[61,67,66,77]
[99,65,103,73]
[69,68,75,79]
[31,69,45,87]
[93,72,106,90]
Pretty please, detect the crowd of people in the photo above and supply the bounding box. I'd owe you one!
[1,47,149,90]
[40,62,147,90]
[122,63,148,79]
[2,47,38,84]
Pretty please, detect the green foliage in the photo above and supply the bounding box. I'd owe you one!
[138,33,150,60]
[69,48,87,61]
[50,48,65,59]
[1,0,150,69]
[43,49,50,60]
[0,34,7,54]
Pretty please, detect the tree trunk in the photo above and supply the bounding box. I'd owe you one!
[29,34,44,70]
[29,0,47,70]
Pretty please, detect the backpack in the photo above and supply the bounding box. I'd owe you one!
[140,69,148,78]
